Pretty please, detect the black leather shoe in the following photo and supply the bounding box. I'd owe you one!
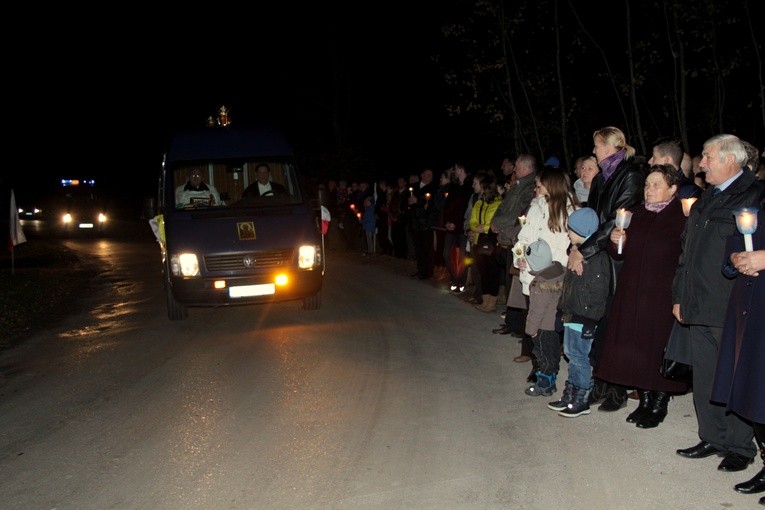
[718,452,755,472]
[492,326,522,336]
[676,441,722,459]
[734,467,765,494]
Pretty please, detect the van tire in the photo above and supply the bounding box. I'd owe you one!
[302,292,321,310]
[165,283,188,320]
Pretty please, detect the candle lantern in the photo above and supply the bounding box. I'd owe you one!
[680,197,698,217]
[614,208,633,254]
[733,207,759,252]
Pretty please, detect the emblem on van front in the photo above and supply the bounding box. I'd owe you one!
[237,222,256,240]
[243,256,255,267]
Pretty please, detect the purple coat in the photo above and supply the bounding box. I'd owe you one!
[595,198,689,393]
[711,208,765,424]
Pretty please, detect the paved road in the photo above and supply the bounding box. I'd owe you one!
[0,240,760,509]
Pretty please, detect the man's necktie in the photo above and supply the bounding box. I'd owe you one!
[712,187,721,197]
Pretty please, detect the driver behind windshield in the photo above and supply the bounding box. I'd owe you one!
[175,168,222,208]
[242,164,288,198]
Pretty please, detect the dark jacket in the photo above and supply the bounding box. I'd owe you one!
[711,209,765,423]
[579,157,645,294]
[410,180,439,231]
[671,169,763,326]
[441,179,473,235]
[558,248,610,324]
[491,172,537,246]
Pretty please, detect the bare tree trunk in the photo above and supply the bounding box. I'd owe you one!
[497,1,524,155]
[625,0,646,154]
[744,0,765,136]
[567,1,631,134]
[554,0,570,168]
[665,3,690,153]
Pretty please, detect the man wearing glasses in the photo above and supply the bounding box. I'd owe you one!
[175,168,221,208]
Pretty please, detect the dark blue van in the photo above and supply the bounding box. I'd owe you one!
[153,118,325,320]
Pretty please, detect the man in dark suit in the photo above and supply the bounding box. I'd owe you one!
[671,133,763,473]
[408,168,438,279]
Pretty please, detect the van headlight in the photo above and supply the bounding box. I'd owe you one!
[170,253,200,276]
[298,245,319,268]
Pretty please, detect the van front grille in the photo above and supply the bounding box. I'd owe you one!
[204,249,293,272]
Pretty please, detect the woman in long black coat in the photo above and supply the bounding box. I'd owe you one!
[711,207,765,502]
[595,165,689,428]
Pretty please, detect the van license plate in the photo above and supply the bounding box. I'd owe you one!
[229,284,275,298]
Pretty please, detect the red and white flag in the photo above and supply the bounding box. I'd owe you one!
[9,189,27,251]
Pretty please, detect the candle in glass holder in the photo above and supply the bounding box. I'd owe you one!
[733,207,759,252]
[614,208,633,254]
[681,197,698,217]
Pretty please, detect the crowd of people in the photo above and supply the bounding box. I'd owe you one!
[321,129,765,503]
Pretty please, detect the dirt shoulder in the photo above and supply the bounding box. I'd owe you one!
[0,240,97,349]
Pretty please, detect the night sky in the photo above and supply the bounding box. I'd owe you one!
[6,2,764,216]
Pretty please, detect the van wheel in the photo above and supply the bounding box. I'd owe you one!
[165,282,188,320]
[302,291,321,310]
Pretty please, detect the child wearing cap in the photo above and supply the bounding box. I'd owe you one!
[550,207,611,417]
[522,239,567,397]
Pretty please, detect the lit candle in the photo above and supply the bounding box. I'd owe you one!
[518,215,526,226]
[614,208,633,254]
[733,207,759,252]
[425,192,431,200]
[680,197,698,217]
[408,187,413,196]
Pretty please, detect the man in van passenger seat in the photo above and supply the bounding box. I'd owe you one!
[175,168,221,207]
[242,164,288,198]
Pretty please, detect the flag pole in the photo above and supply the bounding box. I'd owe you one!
[9,189,27,275]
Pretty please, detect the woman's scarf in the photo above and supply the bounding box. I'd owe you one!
[644,196,674,213]
[599,149,626,182]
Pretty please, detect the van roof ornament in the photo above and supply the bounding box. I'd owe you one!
[206,105,231,127]
[217,105,230,127]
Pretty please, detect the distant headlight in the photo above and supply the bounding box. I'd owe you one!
[98,213,107,223]
[170,253,200,277]
[298,245,319,268]
[63,213,73,224]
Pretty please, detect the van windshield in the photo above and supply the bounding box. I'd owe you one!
[170,158,304,210]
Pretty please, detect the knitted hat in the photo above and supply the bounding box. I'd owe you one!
[525,239,553,273]
[567,207,599,238]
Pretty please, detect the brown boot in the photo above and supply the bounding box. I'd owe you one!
[474,294,497,312]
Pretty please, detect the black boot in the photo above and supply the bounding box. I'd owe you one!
[588,378,607,405]
[598,383,628,412]
[636,391,669,428]
[735,422,765,495]
[626,389,652,424]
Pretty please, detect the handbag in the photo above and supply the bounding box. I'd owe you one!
[659,351,693,381]
[659,322,693,382]
[475,232,497,256]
